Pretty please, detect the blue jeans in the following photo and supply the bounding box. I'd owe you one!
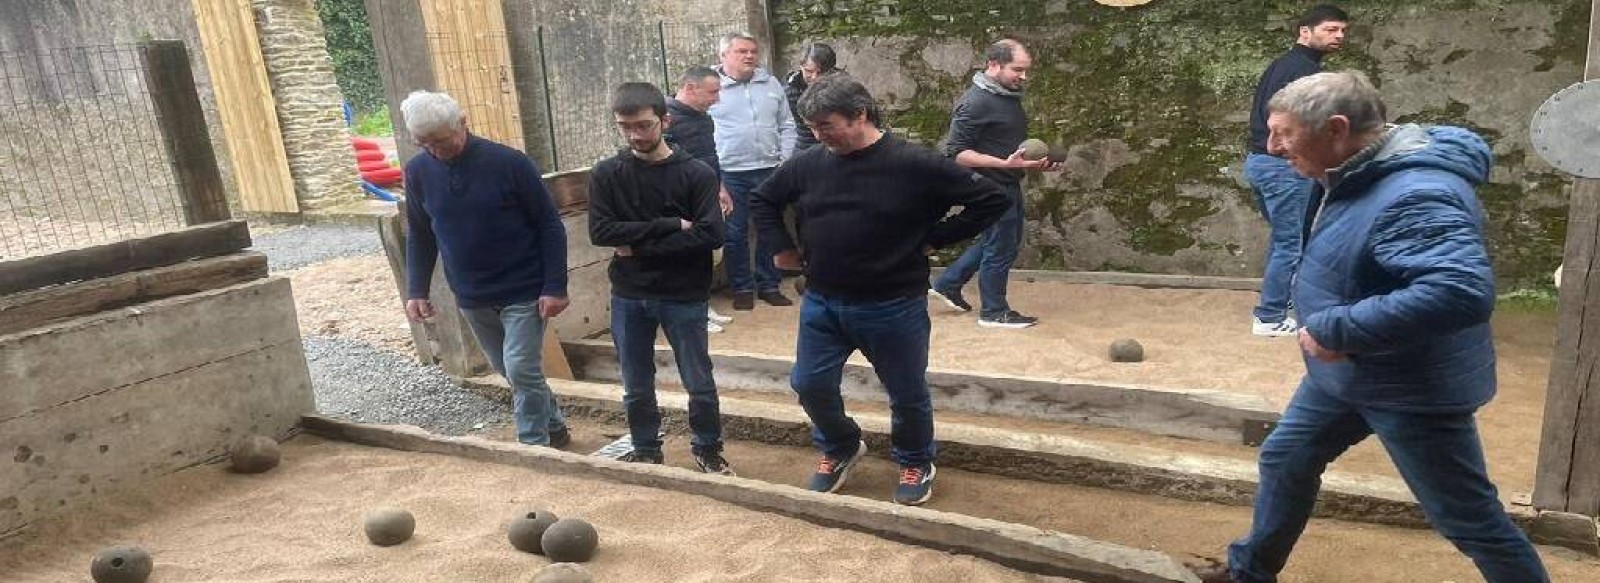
[1228,379,1549,583]
[723,168,782,294]
[1244,153,1312,323]
[790,291,936,465]
[610,296,724,456]
[460,302,568,445]
[934,181,1023,319]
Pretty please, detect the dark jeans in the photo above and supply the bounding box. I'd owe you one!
[723,168,782,294]
[1227,379,1549,583]
[790,291,936,465]
[934,181,1023,318]
[460,301,567,445]
[610,296,723,456]
[1244,153,1312,323]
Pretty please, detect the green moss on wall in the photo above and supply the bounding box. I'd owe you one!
[774,0,1590,285]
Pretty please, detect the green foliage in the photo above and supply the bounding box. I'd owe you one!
[317,0,384,113]
[353,105,393,137]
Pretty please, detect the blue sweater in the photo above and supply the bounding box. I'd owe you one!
[1296,125,1497,412]
[404,135,567,309]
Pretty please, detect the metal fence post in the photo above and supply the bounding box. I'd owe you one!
[536,26,561,171]
[138,40,230,225]
[658,21,671,91]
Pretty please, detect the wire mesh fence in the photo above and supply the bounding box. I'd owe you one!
[531,19,747,172]
[0,43,192,260]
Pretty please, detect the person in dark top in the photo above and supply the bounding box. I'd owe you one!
[400,90,570,448]
[588,82,733,475]
[751,75,1008,506]
[1244,4,1349,337]
[665,65,736,333]
[929,39,1058,329]
[784,43,840,151]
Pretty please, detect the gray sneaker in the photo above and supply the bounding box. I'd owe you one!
[978,310,1038,329]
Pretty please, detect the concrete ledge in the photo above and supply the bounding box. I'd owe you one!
[465,377,1428,530]
[301,414,1201,583]
[562,340,1281,445]
[1528,511,1600,556]
[933,268,1262,291]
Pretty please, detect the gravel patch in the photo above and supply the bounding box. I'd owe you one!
[303,334,508,436]
[252,223,384,272]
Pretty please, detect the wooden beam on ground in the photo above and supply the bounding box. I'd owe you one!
[301,414,1203,583]
[1535,0,1600,517]
[0,221,250,297]
[0,252,267,336]
[139,40,230,225]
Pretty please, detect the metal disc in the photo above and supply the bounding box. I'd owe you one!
[1530,80,1600,178]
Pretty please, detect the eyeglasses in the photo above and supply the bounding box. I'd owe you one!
[615,119,660,134]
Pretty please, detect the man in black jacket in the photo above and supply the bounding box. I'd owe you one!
[930,39,1056,329]
[666,65,736,333]
[752,75,1008,506]
[1244,4,1349,337]
[589,82,733,475]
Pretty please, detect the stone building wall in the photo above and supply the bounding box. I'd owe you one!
[253,0,362,210]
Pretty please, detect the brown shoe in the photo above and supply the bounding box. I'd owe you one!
[732,292,755,311]
[758,290,793,306]
[1187,558,1235,583]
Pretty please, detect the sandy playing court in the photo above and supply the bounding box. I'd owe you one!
[0,436,1074,583]
[705,278,1558,495]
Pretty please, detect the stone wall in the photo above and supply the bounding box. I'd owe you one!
[771,0,1590,287]
[253,0,362,210]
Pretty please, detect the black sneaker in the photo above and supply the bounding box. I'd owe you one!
[893,462,936,506]
[547,427,572,449]
[732,292,755,311]
[694,452,737,476]
[807,440,866,493]
[617,449,664,464]
[758,290,793,306]
[928,287,972,312]
[978,310,1039,329]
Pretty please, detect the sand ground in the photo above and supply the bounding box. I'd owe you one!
[0,436,1073,583]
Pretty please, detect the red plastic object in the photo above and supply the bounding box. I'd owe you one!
[361,167,403,186]
[355,150,386,162]
[358,160,392,173]
[350,137,382,151]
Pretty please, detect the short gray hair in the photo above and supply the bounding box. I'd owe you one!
[1267,70,1387,134]
[718,32,758,55]
[399,90,463,136]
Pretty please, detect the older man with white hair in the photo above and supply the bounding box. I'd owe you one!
[1195,71,1549,582]
[398,90,572,449]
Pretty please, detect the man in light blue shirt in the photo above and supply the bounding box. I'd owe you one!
[709,32,797,311]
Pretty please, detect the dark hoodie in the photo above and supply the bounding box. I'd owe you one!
[587,147,725,301]
[784,71,820,151]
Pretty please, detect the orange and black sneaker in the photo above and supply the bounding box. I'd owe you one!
[893,462,937,506]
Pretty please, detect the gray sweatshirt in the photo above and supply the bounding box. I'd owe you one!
[709,67,797,172]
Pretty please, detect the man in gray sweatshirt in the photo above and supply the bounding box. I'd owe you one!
[709,32,798,311]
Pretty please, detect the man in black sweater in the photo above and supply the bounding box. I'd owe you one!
[752,75,1008,506]
[589,82,733,475]
[665,65,735,333]
[930,39,1057,329]
[1244,4,1349,337]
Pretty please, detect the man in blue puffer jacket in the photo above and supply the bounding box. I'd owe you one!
[1196,71,1549,582]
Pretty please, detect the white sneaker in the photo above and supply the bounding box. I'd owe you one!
[707,308,733,324]
[1252,317,1299,337]
[707,320,725,334]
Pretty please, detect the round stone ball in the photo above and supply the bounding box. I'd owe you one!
[364,508,416,546]
[531,562,594,583]
[229,435,280,474]
[1047,143,1070,163]
[1109,339,1145,363]
[507,509,560,554]
[540,518,599,563]
[1019,138,1049,161]
[90,545,152,583]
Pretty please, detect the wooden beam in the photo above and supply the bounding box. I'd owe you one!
[138,40,230,225]
[0,221,251,297]
[189,0,299,214]
[364,0,437,163]
[0,252,267,336]
[1534,0,1600,516]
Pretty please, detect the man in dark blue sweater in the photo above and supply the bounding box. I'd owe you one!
[589,82,733,475]
[399,90,571,448]
[752,75,1008,506]
[930,39,1058,329]
[1244,4,1349,337]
